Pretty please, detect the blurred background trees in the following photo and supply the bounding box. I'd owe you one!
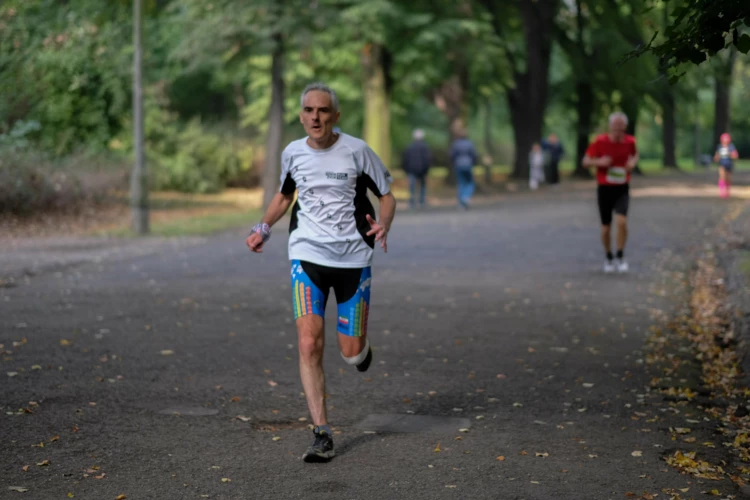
[1,0,748,213]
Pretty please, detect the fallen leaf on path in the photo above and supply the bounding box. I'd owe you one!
[519,451,528,455]
[535,452,549,458]
[8,486,29,492]
[221,478,231,483]
[234,415,251,422]
[231,397,241,402]
[7,372,18,377]
[632,451,643,457]
[35,460,50,467]
[31,365,41,370]
[21,465,29,472]
[267,380,278,387]
[160,350,174,356]
[95,474,105,479]
[434,443,441,452]
[458,428,469,433]
[60,339,72,346]
[68,493,74,498]
[496,456,505,461]
[582,383,594,388]
[49,436,59,443]
[272,436,281,441]
[115,495,127,500]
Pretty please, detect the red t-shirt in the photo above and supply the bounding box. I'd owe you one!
[585,134,638,186]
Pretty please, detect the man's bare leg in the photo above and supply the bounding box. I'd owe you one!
[338,334,366,358]
[615,214,628,252]
[601,224,612,254]
[297,314,326,425]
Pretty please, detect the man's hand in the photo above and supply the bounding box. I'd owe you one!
[365,214,388,253]
[597,156,613,168]
[624,155,638,170]
[246,232,265,253]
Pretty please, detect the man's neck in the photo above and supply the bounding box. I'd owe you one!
[307,133,339,150]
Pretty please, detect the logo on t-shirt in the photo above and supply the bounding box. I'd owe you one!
[326,172,348,180]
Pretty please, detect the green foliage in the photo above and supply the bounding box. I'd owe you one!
[625,0,750,75]
[0,1,131,154]
[119,92,253,193]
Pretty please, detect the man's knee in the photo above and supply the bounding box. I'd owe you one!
[615,215,627,229]
[601,224,611,235]
[297,316,324,360]
[299,333,322,360]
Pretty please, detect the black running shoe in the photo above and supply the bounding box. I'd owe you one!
[356,346,373,372]
[302,426,335,463]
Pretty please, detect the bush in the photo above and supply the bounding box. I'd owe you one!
[0,151,126,216]
[150,118,254,194]
[117,95,255,194]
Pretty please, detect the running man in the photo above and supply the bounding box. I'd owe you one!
[582,112,639,273]
[245,82,396,462]
[714,132,739,198]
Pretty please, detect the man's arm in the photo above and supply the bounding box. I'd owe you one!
[377,192,396,232]
[262,192,295,227]
[582,155,612,168]
[365,192,396,253]
[246,192,294,253]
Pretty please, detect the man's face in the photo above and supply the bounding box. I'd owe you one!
[548,134,558,144]
[300,90,340,143]
[609,118,627,141]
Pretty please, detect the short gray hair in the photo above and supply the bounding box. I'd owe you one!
[412,129,425,140]
[300,82,339,113]
[609,111,628,126]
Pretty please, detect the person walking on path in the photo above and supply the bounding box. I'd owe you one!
[582,112,639,274]
[541,133,564,185]
[529,142,545,190]
[245,82,396,463]
[401,129,431,208]
[714,132,739,199]
[450,130,478,209]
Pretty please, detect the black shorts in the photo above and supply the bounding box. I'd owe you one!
[597,184,629,226]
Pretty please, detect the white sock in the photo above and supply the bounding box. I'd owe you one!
[341,338,370,365]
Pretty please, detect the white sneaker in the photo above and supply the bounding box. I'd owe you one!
[603,260,615,273]
[616,259,629,273]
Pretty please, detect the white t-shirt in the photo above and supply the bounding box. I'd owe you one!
[279,133,393,268]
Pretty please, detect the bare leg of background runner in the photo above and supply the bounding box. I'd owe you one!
[601,224,612,254]
[616,214,628,252]
[297,314,327,425]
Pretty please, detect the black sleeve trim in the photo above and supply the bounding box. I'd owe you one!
[360,173,383,198]
[280,172,296,195]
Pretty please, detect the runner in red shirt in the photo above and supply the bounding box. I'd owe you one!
[582,112,639,273]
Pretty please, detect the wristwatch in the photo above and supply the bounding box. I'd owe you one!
[250,222,271,242]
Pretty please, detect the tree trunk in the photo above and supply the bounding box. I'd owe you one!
[661,84,678,168]
[262,33,285,210]
[713,48,736,148]
[573,80,593,178]
[433,72,468,186]
[130,0,149,234]
[362,43,391,169]
[483,97,493,184]
[620,96,643,176]
[509,0,557,179]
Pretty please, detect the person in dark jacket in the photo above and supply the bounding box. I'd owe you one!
[450,130,478,208]
[541,133,564,185]
[401,129,431,208]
